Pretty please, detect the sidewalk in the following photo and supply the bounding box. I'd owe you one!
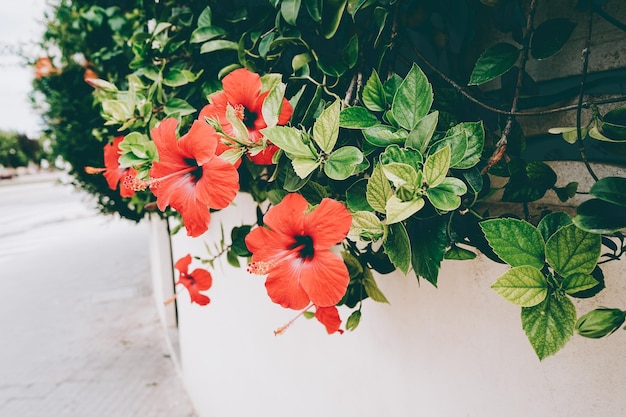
[0,175,197,417]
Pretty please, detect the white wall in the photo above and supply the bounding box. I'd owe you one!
[154,192,626,417]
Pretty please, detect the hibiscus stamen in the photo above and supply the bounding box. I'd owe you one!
[84,166,106,174]
[273,304,314,336]
[163,293,177,305]
[247,260,274,275]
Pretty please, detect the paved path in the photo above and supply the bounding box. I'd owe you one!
[0,173,197,417]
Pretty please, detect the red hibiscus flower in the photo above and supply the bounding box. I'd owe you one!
[174,254,212,305]
[103,136,136,198]
[245,193,352,310]
[315,306,344,334]
[198,68,292,164]
[149,118,240,237]
[35,57,55,79]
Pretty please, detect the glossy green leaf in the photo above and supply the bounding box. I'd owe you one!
[362,269,390,302]
[320,0,347,39]
[262,82,287,129]
[546,224,601,277]
[348,211,385,242]
[537,212,572,242]
[429,131,467,169]
[200,39,239,54]
[573,198,626,234]
[522,294,576,360]
[163,98,196,116]
[385,195,424,224]
[324,146,363,180]
[190,26,226,44]
[600,107,626,140]
[444,121,484,169]
[339,106,379,129]
[292,157,321,178]
[304,0,322,21]
[480,218,545,269]
[531,18,576,60]
[383,222,411,274]
[343,35,359,69]
[345,309,361,331]
[362,70,387,112]
[362,125,408,147]
[346,179,372,212]
[281,0,301,25]
[426,177,467,212]
[589,176,626,206]
[423,145,450,188]
[409,217,448,287]
[382,162,418,188]
[445,245,477,260]
[468,42,520,86]
[313,100,340,153]
[262,126,312,158]
[406,111,438,153]
[379,145,422,172]
[391,63,433,130]
[366,163,393,213]
[563,273,599,295]
[197,6,212,27]
[492,265,547,307]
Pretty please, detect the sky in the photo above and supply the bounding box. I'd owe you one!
[0,0,49,137]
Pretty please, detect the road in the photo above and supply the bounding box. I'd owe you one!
[0,173,196,417]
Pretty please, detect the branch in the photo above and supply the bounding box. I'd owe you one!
[482,0,539,174]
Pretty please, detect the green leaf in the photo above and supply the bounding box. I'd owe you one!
[573,199,626,234]
[406,111,438,153]
[537,212,572,242]
[531,18,577,60]
[409,217,448,286]
[522,294,576,360]
[600,107,626,140]
[262,82,287,129]
[226,249,240,268]
[589,177,626,206]
[426,177,467,212]
[362,269,390,303]
[262,126,313,157]
[385,195,425,224]
[362,125,408,147]
[343,35,359,69]
[339,106,379,129]
[468,43,520,86]
[197,6,212,27]
[346,179,372,212]
[164,98,196,116]
[423,145,450,188]
[320,0,348,39]
[480,218,545,269]
[190,26,226,43]
[563,273,599,295]
[429,131,467,169]
[379,145,422,172]
[391,63,433,130]
[382,162,418,188]
[491,265,548,307]
[348,211,385,242]
[383,222,411,274]
[545,224,601,277]
[324,146,363,180]
[292,157,321,178]
[313,100,341,153]
[200,40,239,54]
[362,70,387,112]
[444,122,484,169]
[445,245,477,260]
[281,0,301,25]
[304,0,322,21]
[366,163,393,213]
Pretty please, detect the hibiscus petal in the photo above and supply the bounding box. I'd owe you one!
[186,287,211,306]
[222,68,262,110]
[263,193,307,237]
[179,200,212,237]
[178,120,218,165]
[305,198,352,249]
[298,250,349,307]
[314,306,343,334]
[174,254,192,275]
[195,157,239,209]
[190,268,212,291]
[151,118,184,166]
[265,257,310,310]
[245,226,291,264]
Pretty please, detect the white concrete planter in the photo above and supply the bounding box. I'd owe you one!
[150,190,626,417]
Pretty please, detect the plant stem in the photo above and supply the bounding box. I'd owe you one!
[576,1,600,182]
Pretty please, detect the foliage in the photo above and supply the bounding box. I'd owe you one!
[0,130,45,169]
[33,0,626,359]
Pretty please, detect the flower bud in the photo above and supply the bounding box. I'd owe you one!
[575,308,626,339]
